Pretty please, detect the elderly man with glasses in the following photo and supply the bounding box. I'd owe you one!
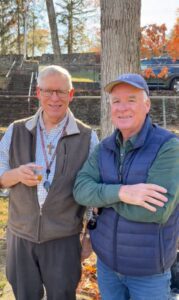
[0,65,98,300]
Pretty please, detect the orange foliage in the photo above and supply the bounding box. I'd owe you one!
[142,67,169,79]
[157,67,169,79]
[88,27,101,53]
[89,46,101,54]
[167,17,179,60]
[142,68,156,79]
[141,10,179,60]
[77,253,101,300]
[140,24,167,58]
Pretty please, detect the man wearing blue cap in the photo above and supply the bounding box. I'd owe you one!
[74,73,179,300]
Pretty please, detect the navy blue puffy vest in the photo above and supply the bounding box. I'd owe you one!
[90,116,179,276]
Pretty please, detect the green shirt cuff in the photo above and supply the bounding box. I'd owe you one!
[103,184,121,205]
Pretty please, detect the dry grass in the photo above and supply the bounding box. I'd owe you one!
[0,198,8,238]
[0,127,6,132]
[0,198,8,297]
[72,77,94,82]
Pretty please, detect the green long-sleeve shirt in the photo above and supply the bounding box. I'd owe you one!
[73,135,179,224]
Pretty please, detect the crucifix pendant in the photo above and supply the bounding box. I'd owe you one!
[47,143,55,155]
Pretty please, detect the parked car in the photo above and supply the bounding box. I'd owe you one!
[141,57,179,92]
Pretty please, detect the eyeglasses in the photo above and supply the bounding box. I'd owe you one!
[39,88,70,98]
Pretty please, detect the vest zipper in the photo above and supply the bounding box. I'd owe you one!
[113,214,119,270]
[119,164,123,182]
[159,224,165,272]
[37,204,43,243]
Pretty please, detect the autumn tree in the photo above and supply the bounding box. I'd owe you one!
[100,0,141,138]
[45,0,61,62]
[14,0,50,57]
[0,0,16,54]
[140,24,167,59]
[25,2,50,58]
[88,27,101,53]
[167,16,179,60]
[10,0,33,56]
[85,0,101,53]
[26,29,50,57]
[56,0,94,54]
[0,0,49,56]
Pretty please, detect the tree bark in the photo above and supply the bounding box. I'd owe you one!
[68,2,73,54]
[17,1,21,55]
[45,0,61,62]
[100,0,141,138]
[67,0,73,54]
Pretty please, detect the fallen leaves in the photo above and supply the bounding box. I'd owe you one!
[77,253,101,300]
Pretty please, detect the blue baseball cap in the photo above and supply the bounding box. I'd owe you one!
[104,73,149,96]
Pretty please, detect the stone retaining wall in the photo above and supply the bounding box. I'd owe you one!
[0,97,39,127]
[0,96,179,129]
[39,53,100,65]
[0,53,100,67]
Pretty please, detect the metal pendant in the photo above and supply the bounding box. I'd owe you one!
[43,180,51,192]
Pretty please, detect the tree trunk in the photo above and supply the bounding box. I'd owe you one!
[17,1,21,55]
[45,0,61,62]
[0,3,5,54]
[68,3,73,54]
[100,0,141,138]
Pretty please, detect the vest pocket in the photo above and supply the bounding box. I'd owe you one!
[61,153,68,175]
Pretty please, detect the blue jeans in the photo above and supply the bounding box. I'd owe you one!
[97,258,171,300]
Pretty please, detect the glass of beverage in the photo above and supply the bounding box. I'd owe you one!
[33,167,43,182]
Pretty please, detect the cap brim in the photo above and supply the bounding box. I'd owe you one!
[104,80,123,93]
[104,79,147,94]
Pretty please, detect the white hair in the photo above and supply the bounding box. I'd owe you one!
[37,65,73,89]
[109,89,149,104]
[143,90,149,101]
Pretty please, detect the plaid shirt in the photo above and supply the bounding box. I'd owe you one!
[0,111,98,206]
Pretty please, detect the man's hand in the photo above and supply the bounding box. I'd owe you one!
[17,163,43,186]
[119,183,168,212]
[0,163,43,188]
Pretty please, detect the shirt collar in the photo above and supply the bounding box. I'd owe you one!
[116,130,138,149]
[39,109,68,132]
[25,107,80,136]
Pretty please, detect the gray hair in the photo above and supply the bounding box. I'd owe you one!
[37,65,73,89]
[109,89,149,104]
[143,90,149,101]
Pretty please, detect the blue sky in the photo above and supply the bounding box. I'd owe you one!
[141,0,178,33]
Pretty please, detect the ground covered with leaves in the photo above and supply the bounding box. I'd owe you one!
[77,254,101,300]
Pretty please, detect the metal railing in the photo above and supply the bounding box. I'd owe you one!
[27,72,34,113]
[5,60,16,78]
[149,96,179,128]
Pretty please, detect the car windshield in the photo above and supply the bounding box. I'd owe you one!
[141,57,179,70]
